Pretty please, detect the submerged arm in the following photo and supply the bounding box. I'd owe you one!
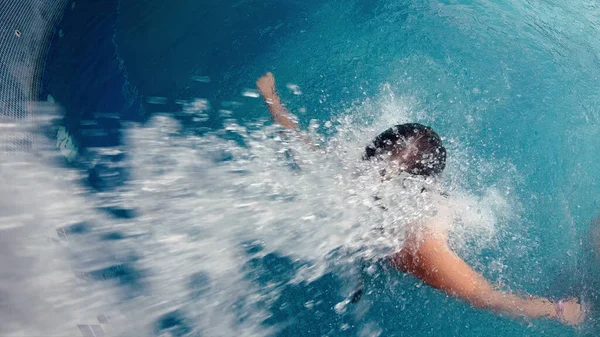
[392,227,583,325]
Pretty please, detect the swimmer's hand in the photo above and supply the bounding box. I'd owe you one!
[256,72,277,100]
[557,298,585,326]
[256,72,298,129]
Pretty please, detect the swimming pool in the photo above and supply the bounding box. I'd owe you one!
[2,0,600,336]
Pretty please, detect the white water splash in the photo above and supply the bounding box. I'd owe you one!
[0,118,120,336]
[0,94,518,336]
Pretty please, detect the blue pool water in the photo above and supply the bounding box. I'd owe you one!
[38,0,600,336]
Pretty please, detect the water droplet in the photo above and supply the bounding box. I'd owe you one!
[241,89,260,98]
[219,109,233,117]
[182,98,210,114]
[334,299,349,314]
[193,116,209,122]
[191,75,210,83]
[286,83,302,95]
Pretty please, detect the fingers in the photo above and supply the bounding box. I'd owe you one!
[256,72,277,100]
[258,72,274,82]
[258,72,271,78]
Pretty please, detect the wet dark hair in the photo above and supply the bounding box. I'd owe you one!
[363,123,446,176]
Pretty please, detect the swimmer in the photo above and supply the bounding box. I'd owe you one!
[256,72,585,326]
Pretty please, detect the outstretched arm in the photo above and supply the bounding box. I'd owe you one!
[392,228,583,326]
[256,72,298,129]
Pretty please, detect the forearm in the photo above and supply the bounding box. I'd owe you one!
[262,93,298,129]
[474,291,557,320]
[256,72,299,129]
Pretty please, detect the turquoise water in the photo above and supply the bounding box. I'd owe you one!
[40,0,600,336]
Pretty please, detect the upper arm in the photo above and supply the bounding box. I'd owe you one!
[397,209,497,307]
[409,235,495,305]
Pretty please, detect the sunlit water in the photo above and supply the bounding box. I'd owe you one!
[8,0,600,336]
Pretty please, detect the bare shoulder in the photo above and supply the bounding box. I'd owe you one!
[420,195,456,238]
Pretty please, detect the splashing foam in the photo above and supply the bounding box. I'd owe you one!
[0,93,519,336]
[111,90,515,333]
[0,111,120,336]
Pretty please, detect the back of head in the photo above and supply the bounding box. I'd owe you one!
[363,123,446,176]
